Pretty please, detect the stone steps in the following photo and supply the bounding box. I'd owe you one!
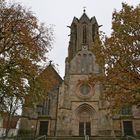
[46,136,140,140]
[46,136,121,140]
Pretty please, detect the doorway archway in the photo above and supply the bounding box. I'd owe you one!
[73,103,97,136]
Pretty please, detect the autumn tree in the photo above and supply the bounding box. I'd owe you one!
[0,0,53,137]
[92,3,140,110]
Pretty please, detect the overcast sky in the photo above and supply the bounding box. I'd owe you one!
[12,0,140,77]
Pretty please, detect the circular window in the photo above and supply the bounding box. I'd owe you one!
[80,84,91,96]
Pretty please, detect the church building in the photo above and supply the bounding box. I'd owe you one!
[20,11,140,139]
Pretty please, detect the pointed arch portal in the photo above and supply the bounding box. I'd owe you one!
[74,104,96,136]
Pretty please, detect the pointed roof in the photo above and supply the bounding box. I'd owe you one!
[90,16,98,25]
[71,10,90,25]
[71,17,79,24]
[79,12,90,22]
[39,64,63,89]
[24,64,63,106]
[71,10,99,26]
[79,7,90,21]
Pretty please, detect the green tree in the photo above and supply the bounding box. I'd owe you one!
[0,0,53,137]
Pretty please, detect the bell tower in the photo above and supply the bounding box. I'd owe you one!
[56,11,107,136]
[67,10,98,61]
[65,10,99,78]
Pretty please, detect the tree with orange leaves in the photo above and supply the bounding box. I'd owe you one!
[92,3,140,110]
[90,4,140,137]
[0,0,53,137]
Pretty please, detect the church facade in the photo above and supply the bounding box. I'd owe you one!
[56,11,104,136]
[20,12,140,138]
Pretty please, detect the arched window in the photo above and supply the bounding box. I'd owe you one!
[77,53,81,72]
[92,24,95,42]
[89,53,93,73]
[81,54,88,73]
[73,24,77,52]
[83,25,87,44]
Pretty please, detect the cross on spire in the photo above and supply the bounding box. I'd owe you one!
[49,60,52,65]
[83,6,86,13]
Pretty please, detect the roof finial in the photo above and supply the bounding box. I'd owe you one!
[83,6,86,13]
[49,60,52,65]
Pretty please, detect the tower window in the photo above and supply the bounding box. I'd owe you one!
[92,24,95,41]
[81,54,87,73]
[83,25,87,44]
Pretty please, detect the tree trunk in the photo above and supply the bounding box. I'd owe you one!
[4,113,12,139]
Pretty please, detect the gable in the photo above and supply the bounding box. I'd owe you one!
[79,13,90,23]
[38,64,63,91]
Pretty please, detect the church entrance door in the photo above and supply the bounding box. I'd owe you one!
[123,121,133,136]
[79,122,91,136]
[39,121,48,136]
[75,104,95,136]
